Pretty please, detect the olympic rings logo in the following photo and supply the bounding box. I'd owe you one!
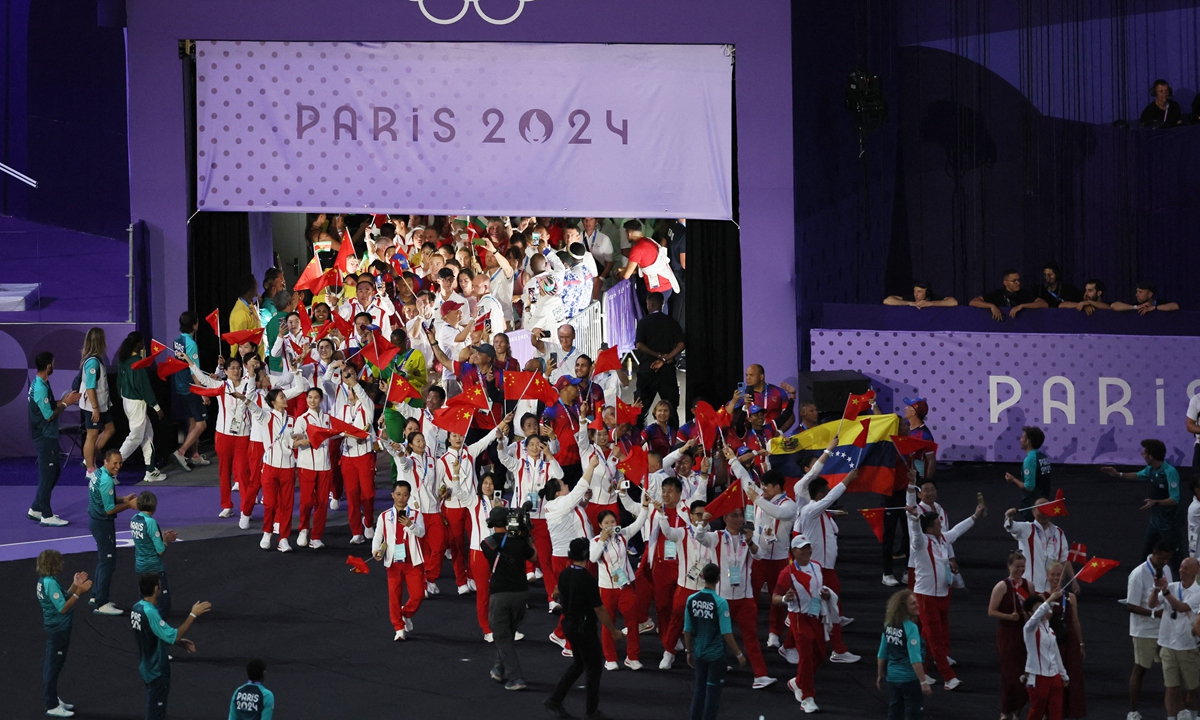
[410,0,536,25]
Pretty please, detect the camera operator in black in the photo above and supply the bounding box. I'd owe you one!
[481,505,536,691]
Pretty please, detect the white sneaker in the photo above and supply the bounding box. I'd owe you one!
[659,651,675,670]
[604,661,619,671]
[93,602,122,616]
[218,508,233,519]
[526,571,537,582]
[40,515,69,527]
[458,584,471,595]
[1178,710,1193,720]
[239,514,251,530]
[515,632,524,641]
[273,523,280,534]
[549,632,567,649]
[830,651,861,664]
[638,620,655,634]
[426,581,440,596]
[260,533,273,549]
[404,617,413,632]
[947,656,957,666]
[27,509,43,521]
[944,677,962,691]
[277,539,293,553]
[484,633,494,643]
[57,700,74,711]
[767,632,782,648]
[364,527,374,540]
[171,451,191,472]
[839,616,855,628]
[349,535,365,545]
[232,482,239,492]
[779,646,799,664]
[787,678,804,703]
[561,648,573,657]
[45,704,74,718]
[311,539,325,549]
[752,676,778,689]
[800,697,819,714]
[548,601,562,614]
[394,629,406,641]
[881,574,899,587]
[329,496,339,510]
[922,676,936,686]
[675,638,684,652]
[901,570,910,584]
[467,578,476,592]
[297,530,309,547]
[188,454,211,467]
[143,470,166,482]
[1127,712,1144,720]
[624,658,643,671]
[534,568,543,580]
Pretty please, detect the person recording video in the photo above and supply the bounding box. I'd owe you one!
[481,505,536,691]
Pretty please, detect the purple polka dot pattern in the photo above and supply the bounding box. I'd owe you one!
[194,41,734,216]
[811,329,1200,465]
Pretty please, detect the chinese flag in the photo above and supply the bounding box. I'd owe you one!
[1074,557,1120,583]
[1036,495,1068,518]
[329,310,354,339]
[503,370,536,400]
[335,228,355,273]
[205,308,221,337]
[843,389,876,421]
[346,555,370,574]
[852,417,874,449]
[617,445,649,485]
[432,405,475,436]
[450,383,490,411]
[131,356,156,370]
[156,357,189,381]
[615,397,641,427]
[891,435,938,458]
[189,384,223,397]
[222,328,265,346]
[528,372,560,406]
[704,479,745,519]
[859,508,886,543]
[295,256,340,293]
[588,413,606,431]
[592,346,621,376]
[693,400,722,451]
[306,423,342,449]
[330,416,369,439]
[1068,542,1088,564]
[363,330,400,370]
[297,304,313,336]
[149,339,169,358]
[386,374,420,404]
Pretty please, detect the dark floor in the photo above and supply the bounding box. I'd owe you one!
[0,463,1173,719]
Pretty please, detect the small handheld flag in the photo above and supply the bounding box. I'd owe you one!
[704,479,745,519]
[843,390,876,421]
[131,356,156,370]
[189,384,223,397]
[156,357,190,381]
[1068,542,1088,564]
[346,555,370,574]
[592,345,621,376]
[1074,557,1119,583]
[616,445,649,485]
[859,508,886,543]
[222,328,265,346]
[149,339,169,358]
[432,405,475,436]
[205,308,221,337]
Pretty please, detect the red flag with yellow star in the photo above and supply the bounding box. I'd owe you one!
[1036,489,1068,518]
[449,382,490,411]
[433,405,475,436]
[1074,557,1119,583]
[858,508,886,543]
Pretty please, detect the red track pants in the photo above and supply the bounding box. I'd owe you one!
[1026,675,1063,720]
[420,511,447,583]
[532,519,553,600]
[214,432,248,510]
[241,440,265,518]
[260,465,295,538]
[443,506,471,586]
[341,454,375,537]
[600,586,640,663]
[386,560,425,631]
[634,559,679,648]
[916,593,955,680]
[470,548,492,634]
[788,612,825,698]
[729,598,769,677]
[297,468,332,539]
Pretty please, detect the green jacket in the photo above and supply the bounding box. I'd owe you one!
[118,356,160,409]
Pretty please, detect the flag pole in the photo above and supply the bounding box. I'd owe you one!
[1016,498,1062,513]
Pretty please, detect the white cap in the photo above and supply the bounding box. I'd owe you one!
[790,534,812,550]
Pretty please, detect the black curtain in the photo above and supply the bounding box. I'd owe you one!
[684,220,743,412]
[189,211,252,368]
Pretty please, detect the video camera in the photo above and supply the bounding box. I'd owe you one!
[505,501,534,538]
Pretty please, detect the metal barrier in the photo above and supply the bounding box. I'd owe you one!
[505,280,641,368]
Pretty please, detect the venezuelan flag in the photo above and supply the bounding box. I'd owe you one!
[768,414,903,496]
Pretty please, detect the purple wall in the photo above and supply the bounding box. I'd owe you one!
[124,0,798,383]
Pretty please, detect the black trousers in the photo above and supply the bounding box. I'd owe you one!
[881,490,909,575]
[549,625,604,715]
[636,366,680,427]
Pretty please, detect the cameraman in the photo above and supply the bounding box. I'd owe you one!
[481,506,536,691]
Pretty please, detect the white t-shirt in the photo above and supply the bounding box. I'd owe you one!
[1158,580,1200,650]
[1188,393,1200,445]
[581,229,615,269]
[1188,496,1200,559]
[1128,558,1173,638]
[487,266,515,324]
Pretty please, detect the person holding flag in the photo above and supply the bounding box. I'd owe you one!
[1045,562,1087,719]
[655,499,718,671]
[496,429,565,600]
[336,370,376,546]
[1021,588,1070,720]
[629,476,686,643]
[292,388,335,549]
[185,354,253,518]
[244,384,308,553]
[906,481,987,690]
[1004,502,1075,593]
[742,464,799,650]
[240,365,307,530]
[575,406,623,529]
[371,480,427,640]
[589,491,651,671]
[903,477,956,592]
[115,333,166,483]
[543,381,585,487]
[380,430,447,595]
[466,473,505,641]
[379,328,426,474]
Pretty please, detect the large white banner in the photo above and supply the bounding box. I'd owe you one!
[195,41,733,217]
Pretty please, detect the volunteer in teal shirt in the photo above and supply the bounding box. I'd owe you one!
[683,563,745,720]
[1004,426,1050,521]
[130,573,211,720]
[130,491,177,614]
[27,351,81,527]
[1103,438,1184,562]
[36,549,92,716]
[876,590,931,720]
[88,450,138,615]
[229,659,275,720]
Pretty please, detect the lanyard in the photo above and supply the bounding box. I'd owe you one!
[558,401,578,433]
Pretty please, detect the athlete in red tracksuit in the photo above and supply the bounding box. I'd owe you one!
[187,356,252,516]
[439,423,504,594]
[590,496,650,668]
[336,372,375,544]
[467,474,503,638]
[772,534,832,713]
[498,431,564,602]
[707,506,777,689]
[656,498,717,670]
[631,477,684,644]
[372,481,426,640]
[246,386,304,553]
[293,389,334,549]
[384,432,446,594]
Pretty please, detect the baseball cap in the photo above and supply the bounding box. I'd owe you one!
[790,534,812,550]
[473,343,496,360]
[903,396,929,419]
[440,300,464,317]
[555,375,585,390]
[748,403,765,415]
[487,507,509,528]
